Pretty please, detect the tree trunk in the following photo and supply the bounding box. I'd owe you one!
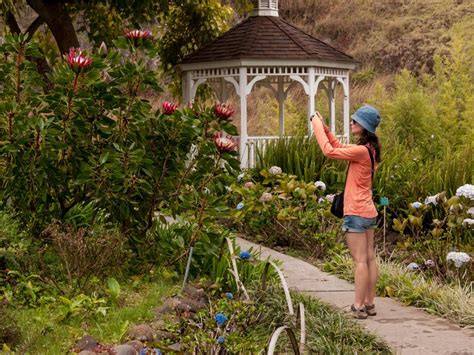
[26,0,79,54]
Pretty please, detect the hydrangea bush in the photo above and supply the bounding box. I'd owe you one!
[231,168,345,258]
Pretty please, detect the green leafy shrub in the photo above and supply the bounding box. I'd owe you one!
[232,169,345,258]
[0,34,239,240]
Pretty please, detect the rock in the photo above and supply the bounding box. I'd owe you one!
[155,330,177,341]
[154,297,181,315]
[127,324,154,342]
[126,340,144,352]
[111,344,136,355]
[167,343,182,352]
[183,285,206,300]
[149,319,165,330]
[75,335,98,351]
[178,297,207,312]
[175,301,191,313]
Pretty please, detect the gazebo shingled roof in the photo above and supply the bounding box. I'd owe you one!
[182,16,357,64]
[178,0,357,169]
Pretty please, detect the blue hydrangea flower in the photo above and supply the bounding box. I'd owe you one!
[236,202,244,210]
[225,292,233,299]
[214,313,228,326]
[154,349,162,355]
[411,202,422,209]
[217,336,225,344]
[239,251,251,260]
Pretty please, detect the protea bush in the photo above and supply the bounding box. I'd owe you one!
[0,33,239,245]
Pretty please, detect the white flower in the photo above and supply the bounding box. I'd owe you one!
[269,166,282,175]
[325,194,335,203]
[468,207,474,217]
[237,173,245,182]
[431,134,435,139]
[424,259,435,268]
[407,262,419,271]
[318,197,325,204]
[455,184,474,200]
[243,181,255,188]
[446,251,471,268]
[424,195,438,206]
[259,192,273,202]
[314,181,326,191]
[462,218,474,227]
[411,202,422,209]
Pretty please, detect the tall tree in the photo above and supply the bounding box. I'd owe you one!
[1,0,245,72]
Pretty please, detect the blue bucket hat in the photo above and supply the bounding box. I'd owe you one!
[351,105,380,133]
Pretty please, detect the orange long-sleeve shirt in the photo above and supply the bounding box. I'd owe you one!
[312,118,377,218]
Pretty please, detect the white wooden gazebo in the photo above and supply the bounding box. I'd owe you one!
[178,0,357,168]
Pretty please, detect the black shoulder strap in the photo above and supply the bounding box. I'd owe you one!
[365,145,375,180]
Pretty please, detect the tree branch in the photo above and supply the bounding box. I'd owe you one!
[5,11,22,34]
[27,0,79,54]
[25,15,45,41]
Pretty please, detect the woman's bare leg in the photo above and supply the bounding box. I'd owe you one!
[346,232,368,309]
[365,229,378,305]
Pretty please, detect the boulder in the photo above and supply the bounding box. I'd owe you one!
[127,324,154,342]
[75,335,98,352]
[111,344,136,355]
[126,340,144,352]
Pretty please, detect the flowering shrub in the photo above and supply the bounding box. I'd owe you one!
[391,186,473,283]
[231,169,344,258]
[0,34,240,272]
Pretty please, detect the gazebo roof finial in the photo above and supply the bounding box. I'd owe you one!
[251,0,279,17]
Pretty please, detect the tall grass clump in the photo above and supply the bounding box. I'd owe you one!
[254,136,346,186]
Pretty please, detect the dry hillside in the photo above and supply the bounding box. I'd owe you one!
[279,0,474,74]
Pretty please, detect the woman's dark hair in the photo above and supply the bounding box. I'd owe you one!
[358,130,381,162]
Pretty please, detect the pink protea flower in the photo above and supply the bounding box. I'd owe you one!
[214,103,234,120]
[125,29,152,46]
[66,48,92,73]
[162,101,177,115]
[214,133,237,153]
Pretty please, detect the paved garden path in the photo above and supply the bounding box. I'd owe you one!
[236,237,474,355]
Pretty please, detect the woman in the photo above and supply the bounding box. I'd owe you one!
[311,105,381,319]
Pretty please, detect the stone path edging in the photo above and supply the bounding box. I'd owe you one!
[236,237,474,355]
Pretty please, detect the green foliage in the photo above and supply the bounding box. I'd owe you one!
[106,277,121,303]
[255,136,346,185]
[10,279,173,353]
[0,34,239,239]
[232,169,345,258]
[0,305,21,348]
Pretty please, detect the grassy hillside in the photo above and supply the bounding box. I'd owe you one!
[279,0,474,75]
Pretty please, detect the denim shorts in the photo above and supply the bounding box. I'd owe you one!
[342,215,377,233]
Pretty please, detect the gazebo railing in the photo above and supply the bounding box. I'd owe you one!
[246,135,288,169]
[243,134,349,169]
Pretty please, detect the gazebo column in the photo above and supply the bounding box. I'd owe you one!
[277,77,285,136]
[183,72,193,104]
[329,79,336,133]
[239,67,248,169]
[342,77,350,142]
[307,67,316,135]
